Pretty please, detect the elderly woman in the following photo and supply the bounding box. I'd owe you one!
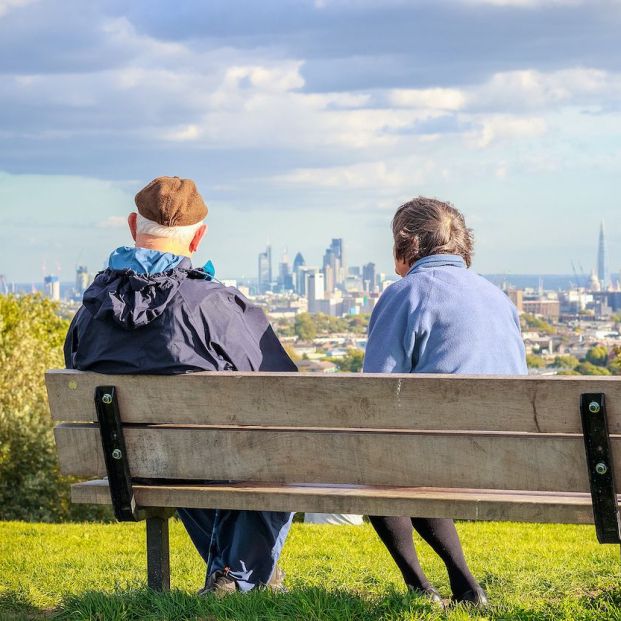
[364,197,527,607]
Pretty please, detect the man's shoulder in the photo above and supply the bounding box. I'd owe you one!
[179,275,253,309]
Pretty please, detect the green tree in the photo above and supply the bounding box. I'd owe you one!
[521,313,556,335]
[526,354,546,369]
[0,294,108,521]
[551,355,579,369]
[585,345,609,367]
[336,349,365,373]
[294,313,317,341]
[576,361,612,376]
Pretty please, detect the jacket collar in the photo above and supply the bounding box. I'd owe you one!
[108,246,190,275]
[407,254,466,275]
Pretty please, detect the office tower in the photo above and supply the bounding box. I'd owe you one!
[307,272,325,313]
[362,262,377,293]
[75,265,90,297]
[0,274,7,295]
[598,221,608,290]
[293,252,305,273]
[278,249,294,291]
[323,238,346,291]
[257,245,272,293]
[297,266,317,296]
[44,275,60,301]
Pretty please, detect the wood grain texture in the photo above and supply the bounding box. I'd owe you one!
[45,369,621,433]
[53,423,619,492]
[71,479,598,524]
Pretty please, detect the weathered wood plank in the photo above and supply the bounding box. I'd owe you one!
[71,479,598,524]
[54,424,617,492]
[45,369,621,433]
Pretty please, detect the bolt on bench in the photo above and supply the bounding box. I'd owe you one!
[45,369,621,591]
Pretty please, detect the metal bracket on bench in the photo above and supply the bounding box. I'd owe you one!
[95,386,143,522]
[580,393,621,544]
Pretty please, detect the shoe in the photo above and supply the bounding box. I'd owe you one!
[266,565,287,592]
[198,568,238,597]
[452,586,488,607]
[407,585,445,608]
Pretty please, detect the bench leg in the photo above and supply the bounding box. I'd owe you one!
[146,514,170,591]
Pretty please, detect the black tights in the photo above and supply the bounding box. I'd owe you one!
[369,516,479,596]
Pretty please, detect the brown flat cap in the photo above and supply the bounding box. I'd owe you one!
[135,176,207,226]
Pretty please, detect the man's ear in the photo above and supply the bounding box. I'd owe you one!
[128,213,138,241]
[189,223,207,253]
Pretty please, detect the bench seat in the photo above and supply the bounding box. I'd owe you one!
[72,479,601,524]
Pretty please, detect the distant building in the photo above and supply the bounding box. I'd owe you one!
[323,238,346,290]
[297,359,338,374]
[278,250,294,291]
[293,252,305,273]
[522,299,560,320]
[297,266,318,296]
[44,275,60,301]
[75,265,90,297]
[258,245,272,293]
[307,272,325,313]
[362,262,377,293]
[506,288,523,312]
[598,220,608,290]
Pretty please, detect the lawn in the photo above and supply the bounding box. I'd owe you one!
[0,519,620,620]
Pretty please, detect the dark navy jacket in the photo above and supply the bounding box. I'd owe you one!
[64,258,296,375]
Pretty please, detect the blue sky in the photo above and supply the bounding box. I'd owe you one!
[1,0,620,283]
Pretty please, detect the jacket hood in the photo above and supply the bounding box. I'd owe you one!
[83,259,198,329]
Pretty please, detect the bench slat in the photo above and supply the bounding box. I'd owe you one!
[45,370,621,433]
[71,479,598,524]
[54,423,616,492]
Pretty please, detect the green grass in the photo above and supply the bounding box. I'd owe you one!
[0,520,620,620]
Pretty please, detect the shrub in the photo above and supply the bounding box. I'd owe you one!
[585,345,609,367]
[575,361,612,376]
[526,354,546,368]
[0,294,109,522]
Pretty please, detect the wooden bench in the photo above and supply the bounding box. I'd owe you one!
[45,369,621,591]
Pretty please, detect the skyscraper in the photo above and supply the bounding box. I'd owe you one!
[362,262,377,293]
[75,265,90,297]
[322,238,346,291]
[44,275,60,301]
[598,221,608,290]
[307,272,325,313]
[258,245,272,293]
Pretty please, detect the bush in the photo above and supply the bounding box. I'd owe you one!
[575,361,612,376]
[0,294,110,522]
[551,355,579,369]
[585,345,608,367]
[526,354,546,368]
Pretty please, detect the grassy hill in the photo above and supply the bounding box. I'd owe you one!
[1,519,620,620]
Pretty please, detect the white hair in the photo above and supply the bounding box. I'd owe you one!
[136,213,203,244]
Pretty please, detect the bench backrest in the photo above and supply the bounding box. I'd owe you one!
[46,369,621,493]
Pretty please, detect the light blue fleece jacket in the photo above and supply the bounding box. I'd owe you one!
[363,254,527,375]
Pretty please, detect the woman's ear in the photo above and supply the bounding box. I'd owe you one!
[394,256,410,277]
[128,213,138,241]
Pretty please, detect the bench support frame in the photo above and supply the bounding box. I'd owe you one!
[95,385,142,522]
[580,393,621,544]
[95,385,175,590]
[146,511,172,591]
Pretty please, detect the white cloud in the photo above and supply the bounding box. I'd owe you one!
[389,88,466,111]
[97,216,127,229]
[0,0,37,18]
[472,115,547,147]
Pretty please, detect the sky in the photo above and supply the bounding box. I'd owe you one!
[1,0,620,283]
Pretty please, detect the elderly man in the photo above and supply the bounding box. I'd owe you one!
[64,176,296,594]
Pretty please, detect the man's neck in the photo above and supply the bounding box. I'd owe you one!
[135,235,191,258]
